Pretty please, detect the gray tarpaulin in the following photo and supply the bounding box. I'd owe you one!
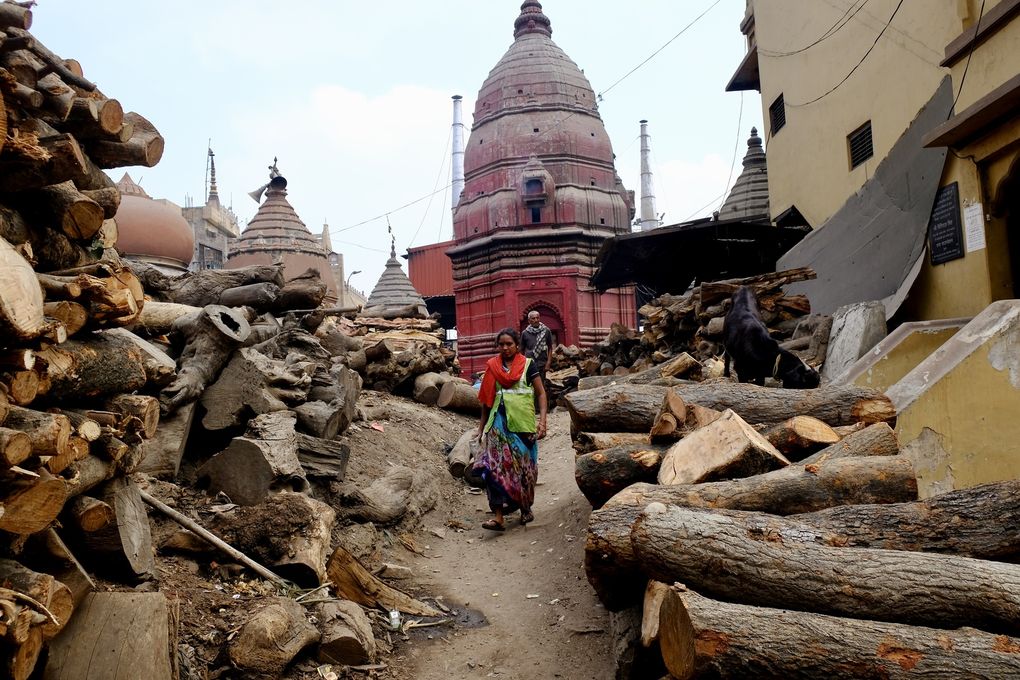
[777,78,952,316]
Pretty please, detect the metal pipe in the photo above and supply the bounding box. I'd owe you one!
[451,95,466,211]
[638,119,660,232]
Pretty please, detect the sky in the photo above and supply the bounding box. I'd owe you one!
[35,0,761,293]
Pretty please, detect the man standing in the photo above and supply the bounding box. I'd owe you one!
[521,311,551,382]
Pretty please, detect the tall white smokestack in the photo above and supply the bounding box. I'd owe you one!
[451,95,466,211]
[638,119,660,232]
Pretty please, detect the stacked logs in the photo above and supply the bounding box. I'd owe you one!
[590,267,831,376]
[568,378,1020,678]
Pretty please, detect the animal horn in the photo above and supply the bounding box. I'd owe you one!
[248,182,270,203]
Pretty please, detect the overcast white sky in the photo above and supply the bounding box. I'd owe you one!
[36,0,760,292]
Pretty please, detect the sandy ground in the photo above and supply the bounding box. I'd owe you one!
[398,409,613,680]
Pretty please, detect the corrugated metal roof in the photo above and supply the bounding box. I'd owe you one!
[406,240,455,297]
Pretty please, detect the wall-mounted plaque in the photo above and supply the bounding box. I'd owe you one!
[928,182,964,265]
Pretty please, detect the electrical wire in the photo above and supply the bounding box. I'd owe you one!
[947,0,986,164]
[787,0,905,107]
[758,0,870,57]
[717,91,744,213]
[409,126,452,248]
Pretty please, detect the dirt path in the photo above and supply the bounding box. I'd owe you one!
[403,409,613,680]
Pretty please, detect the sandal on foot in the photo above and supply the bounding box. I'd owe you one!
[520,511,534,525]
[482,519,505,532]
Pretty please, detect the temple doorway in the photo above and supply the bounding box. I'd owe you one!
[521,303,563,348]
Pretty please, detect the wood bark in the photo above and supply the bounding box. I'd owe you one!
[129,262,283,307]
[658,585,1020,680]
[573,432,652,454]
[634,502,1020,634]
[65,495,113,532]
[762,415,840,460]
[0,427,32,467]
[103,327,176,388]
[273,268,327,311]
[4,405,71,455]
[316,600,376,666]
[159,304,251,414]
[36,331,147,401]
[413,371,452,406]
[437,380,480,415]
[565,382,896,433]
[585,456,918,610]
[325,545,441,617]
[134,402,193,480]
[43,592,174,680]
[648,388,687,440]
[197,411,309,505]
[799,422,899,465]
[337,465,419,526]
[294,399,344,440]
[575,443,670,509]
[217,281,280,308]
[657,409,789,486]
[129,300,200,336]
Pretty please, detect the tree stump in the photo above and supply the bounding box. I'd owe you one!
[437,380,479,415]
[316,600,376,666]
[228,597,318,678]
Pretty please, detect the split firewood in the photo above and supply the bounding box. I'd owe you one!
[73,476,154,580]
[658,585,1020,680]
[656,353,700,379]
[2,369,39,405]
[831,421,866,438]
[159,304,250,415]
[633,502,1020,634]
[656,410,789,486]
[565,381,896,433]
[42,300,87,336]
[0,236,47,342]
[0,427,32,467]
[228,597,319,678]
[639,580,670,648]
[325,545,440,617]
[196,410,308,505]
[648,389,686,441]
[799,421,899,464]
[43,592,174,680]
[273,268,327,311]
[4,405,71,455]
[437,380,479,415]
[585,456,918,611]
[200,347,313,430]
[103,394,158,439]
[134,402,193,480]
[762,415,841,459]
[316,600,376,666]
[573,432,652,454]
[575,443,670,509]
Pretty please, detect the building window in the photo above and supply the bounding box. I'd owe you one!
[531,207,541,223]
[848,120,874,169]
[525,178,544,196]
[769,94,786,135]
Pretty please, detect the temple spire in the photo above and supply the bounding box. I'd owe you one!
[514,0,552,39]
[207,147,220,206]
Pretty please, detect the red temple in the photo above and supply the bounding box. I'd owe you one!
[449,1,636,375]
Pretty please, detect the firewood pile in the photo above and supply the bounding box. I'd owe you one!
[567,378,1020,677]
[589,267,831,377]
[0,7,448,676]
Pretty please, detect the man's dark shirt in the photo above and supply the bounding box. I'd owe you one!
[521,323,550,370]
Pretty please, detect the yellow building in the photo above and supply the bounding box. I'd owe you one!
[728,0,1020,320]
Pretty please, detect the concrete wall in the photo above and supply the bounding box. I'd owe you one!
[887,301,1020,497]
[846,320,967,391]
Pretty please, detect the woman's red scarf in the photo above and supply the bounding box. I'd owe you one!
[478,353,527,408]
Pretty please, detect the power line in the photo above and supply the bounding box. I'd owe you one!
[949,0,986,117]
[758,0,870,57]
[787,0,906,107]
[409,125,452,248]
[328,182,452,237]
[717,90,744,213]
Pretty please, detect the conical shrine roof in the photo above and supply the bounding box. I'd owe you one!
[362,242,429,319]
[718,128,770,221]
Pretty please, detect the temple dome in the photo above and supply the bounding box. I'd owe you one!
[718,128,770,221]
[362,241,428,319]
[114,173,194,272]
[453,0,631,242]
[227,167,339,301]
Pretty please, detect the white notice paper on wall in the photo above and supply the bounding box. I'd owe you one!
[964,202,986,253]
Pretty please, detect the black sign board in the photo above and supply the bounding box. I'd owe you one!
[928,182,964,265]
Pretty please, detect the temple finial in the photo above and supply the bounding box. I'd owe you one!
[514,0,552,39]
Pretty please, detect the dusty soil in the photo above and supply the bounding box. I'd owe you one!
[142,391,611,679]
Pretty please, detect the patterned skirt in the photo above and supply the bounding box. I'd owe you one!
[471,406,538,515]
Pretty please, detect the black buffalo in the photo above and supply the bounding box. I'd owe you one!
[722,286,820,389]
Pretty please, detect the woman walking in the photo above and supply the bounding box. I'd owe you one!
[474,328,548,532]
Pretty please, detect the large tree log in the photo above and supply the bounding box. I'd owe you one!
[325,546,440,617]
[218,281,280,308]
[103,327,176,388]
[134,402,194,480]
[129,300,199,336]
[573,432,652,454]
[274,268,327,311]
[200,347,313,430]
[565,382,895,433]
[294,400,344,440]
[586,456,918,610]
[336,465,435,526]
[413,371,454,406]
[657,409,788,486]
[634,502,1020,634]
[0,236,46,342]
[159,304,250,414]
[128,261,283,307]
[85,112,163,168]
[197,411,309,505]
[16,181,105,240]
[437,380,479,415]
[762,415,840,460]
[36,331,147,401]
[575,443,670,509]
[658,585,1020,680]
[43,592,174,680]
[447,428,478,479]
[799,421,899,464]
[294,432,350,480]
[228,597,319,678]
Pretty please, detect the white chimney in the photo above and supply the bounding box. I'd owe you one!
[451,95,466,211]
[638,119,660,231]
